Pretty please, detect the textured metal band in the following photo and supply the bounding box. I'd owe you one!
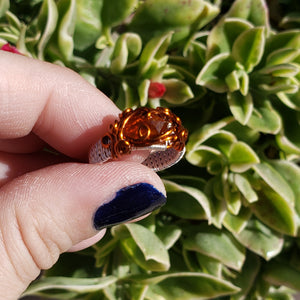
[89,140,185,172]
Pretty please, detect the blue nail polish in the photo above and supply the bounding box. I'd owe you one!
[93,183,166,230]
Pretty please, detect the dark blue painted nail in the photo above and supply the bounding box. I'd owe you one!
[93,183,166,230]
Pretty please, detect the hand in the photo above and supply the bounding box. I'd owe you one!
[0,52,166,299]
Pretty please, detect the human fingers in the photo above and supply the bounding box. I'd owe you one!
[0,161,166,299]
[0,151,71,187]
[0,133,45,153]
[0,150,149,253]
[0,51,120,158]
[0,149,149,253]
[67,230,107,252]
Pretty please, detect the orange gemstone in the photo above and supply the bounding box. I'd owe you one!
[104,107,188,158]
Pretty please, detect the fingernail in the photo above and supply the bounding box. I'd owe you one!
[93,183,166,230]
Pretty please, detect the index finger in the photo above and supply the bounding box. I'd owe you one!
[0,52,120,158]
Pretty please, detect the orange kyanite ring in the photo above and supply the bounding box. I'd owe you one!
[89,107,188,171]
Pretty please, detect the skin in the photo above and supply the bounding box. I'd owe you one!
[0,52,165,299]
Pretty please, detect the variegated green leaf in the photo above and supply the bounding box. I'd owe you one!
[253,162,294,205]
[232,27,265,72]
[163,178,212,222]
[183,223,246,271]
[206,18,253,59]
[228,141,260,172]
[226,0,270,30]
[111,33,142,74]
[23,276,118,295]
[250,183,297,236]
[196,53,236,92]
[53,0,76,60]
[223,206,252,234]
[36,0,58,59]
[73,0,102,51]
[162,78,194,104]
[0,0,9,18]
[247,100,282,134]
[138,31,172,77]
[101,0,137,29]
[233,173,258,203]
[235,218,284,260]
[228,91,253,125]
[130,272,239,300]
[119,223,170,272]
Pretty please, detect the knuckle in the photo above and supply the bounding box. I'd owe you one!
[0,203,39,288]
[10,193,73,272]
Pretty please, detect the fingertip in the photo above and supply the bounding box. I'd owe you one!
[93,181,166,230]
[3,161,165,251]
[67,229,106,252]
[0,52,121,158]
[0,160,166,293]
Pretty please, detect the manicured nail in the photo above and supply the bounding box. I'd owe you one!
[93,183,166,230]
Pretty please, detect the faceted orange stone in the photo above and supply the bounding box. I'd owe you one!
[104,107,188,158]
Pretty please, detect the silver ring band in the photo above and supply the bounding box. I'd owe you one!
[89,141,186,171]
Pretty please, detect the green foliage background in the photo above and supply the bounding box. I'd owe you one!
[1,0,300,299]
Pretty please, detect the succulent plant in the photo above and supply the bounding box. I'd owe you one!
[2,0,300,299]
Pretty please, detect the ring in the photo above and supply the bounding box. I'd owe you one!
[89,107,188,171]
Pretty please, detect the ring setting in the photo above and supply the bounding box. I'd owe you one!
[89,107,188,171]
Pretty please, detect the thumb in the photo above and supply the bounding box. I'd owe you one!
[0,161,166,299]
